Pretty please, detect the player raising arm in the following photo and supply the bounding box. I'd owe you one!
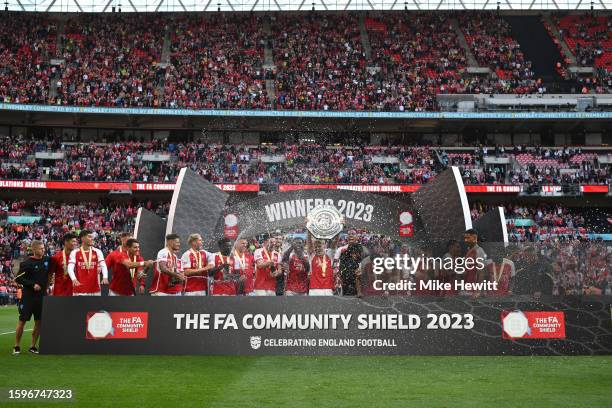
[306,233,339,296]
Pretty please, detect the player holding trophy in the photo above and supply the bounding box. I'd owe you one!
[305,205,344,296]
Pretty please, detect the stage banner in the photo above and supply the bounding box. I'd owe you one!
[223,188,421,242]
[40,296,612,356]
[472,207,508,245]
[133,208,166,261]
[166,168,229,251]
[411,167,472,243]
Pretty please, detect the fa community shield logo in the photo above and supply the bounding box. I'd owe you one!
[250,336,262,350]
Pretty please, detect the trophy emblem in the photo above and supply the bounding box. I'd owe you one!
[502,311,531,338]
[306,205,344,240]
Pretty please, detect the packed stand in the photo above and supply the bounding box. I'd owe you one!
[3,12,611,111]
[1,137,611,187]
[366,13,465,110]
[0,138,444,184]
[52,14,165,107]
[272,14,370,111]
[543,240,611,295]
[256,144,439,184]
[162,14,269,109]
[0,13,56,104]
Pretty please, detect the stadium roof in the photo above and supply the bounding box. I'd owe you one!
[3,0,609,12]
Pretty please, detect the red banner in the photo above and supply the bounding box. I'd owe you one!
[580,185,609,193]
[215,184,259,192]
[132,183,175,191]
[278,184,421,193]
[280,184,523,193]
[0,180,600,195]
[0,180,259,192]
[464,185,522,193]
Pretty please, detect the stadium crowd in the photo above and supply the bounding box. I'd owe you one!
[471,202,610,241]
[1,137,610,187]
[4,12,610,111]
[52,14,165,108]
[272,14,368,111]
[0,14,56,105]
[554,14,611,71]
[162,14,269,109]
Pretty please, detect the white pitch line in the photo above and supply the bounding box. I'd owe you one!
[0,329,33,336]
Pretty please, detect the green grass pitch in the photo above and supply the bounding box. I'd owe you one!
[0,306,610,407]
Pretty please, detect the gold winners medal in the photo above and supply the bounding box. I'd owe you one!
[191,249,203,270]
[81,247,93,269]
[129,254,137,279]
[235,250,245,272]
[62,251,68,275]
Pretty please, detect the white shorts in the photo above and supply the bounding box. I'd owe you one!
[253,290,276,296]
[73,292,101,296]
[109,290,133,296]
[286,291,307,296]
[309,289,334,296]
[151,292,182,296]
[184,291,207,296]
